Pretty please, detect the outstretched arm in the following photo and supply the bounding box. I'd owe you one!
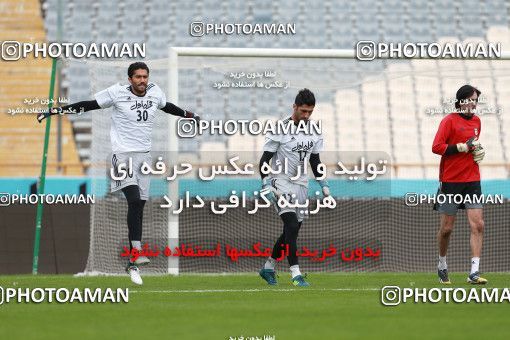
[161,102,200,121]
[37,100,101,123]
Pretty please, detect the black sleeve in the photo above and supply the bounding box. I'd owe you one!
[161,102,187,117]
[444,144,459,156]
[259,151,275,179]
[60,100,100,113]
[309,153,323,178]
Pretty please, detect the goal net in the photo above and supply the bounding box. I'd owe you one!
[74,47,510,275]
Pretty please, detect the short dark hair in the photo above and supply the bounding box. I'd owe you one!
[295,88,315,106]
[128,62,149,78]
[455,84,481,109]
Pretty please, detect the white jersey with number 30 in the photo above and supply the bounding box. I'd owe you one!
[94,82,166,153]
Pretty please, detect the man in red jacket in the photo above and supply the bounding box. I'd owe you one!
[432,85,487,285]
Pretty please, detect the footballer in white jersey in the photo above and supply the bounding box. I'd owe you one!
[263,117,324,187]
[94,82,166,153]
[37,62,200,285]
[258,89,330,287]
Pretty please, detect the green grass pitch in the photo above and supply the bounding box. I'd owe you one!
[0,273,508,339]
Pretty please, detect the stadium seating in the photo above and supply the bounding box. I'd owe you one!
[35,0,510,178]
[0,0,83,176]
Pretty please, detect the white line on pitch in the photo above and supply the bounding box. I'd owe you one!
[130,288,380,293]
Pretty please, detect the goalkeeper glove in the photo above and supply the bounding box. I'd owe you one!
[260,177,279,202]
[37,107,62,123]
[456,137,484,163]
[472,143,485,164]
[318,179,330,197]
[185,110,200,123]
[456,137,479,153]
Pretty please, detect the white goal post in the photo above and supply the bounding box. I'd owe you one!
[165,47,358,275]
[165,46,510,275]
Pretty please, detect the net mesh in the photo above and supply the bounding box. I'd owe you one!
[67,51,510,274]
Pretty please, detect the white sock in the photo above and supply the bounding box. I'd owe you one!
[264,257,276,270]
[470,257,480,274]
[290,265,301,279]
[438,256,447,270]
[131,241,142,250]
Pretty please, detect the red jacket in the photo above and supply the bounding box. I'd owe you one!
[432,113,481,182]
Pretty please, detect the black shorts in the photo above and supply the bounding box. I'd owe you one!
[433,181,483,215]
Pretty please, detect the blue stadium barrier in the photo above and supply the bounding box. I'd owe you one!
[1,178,509,198]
